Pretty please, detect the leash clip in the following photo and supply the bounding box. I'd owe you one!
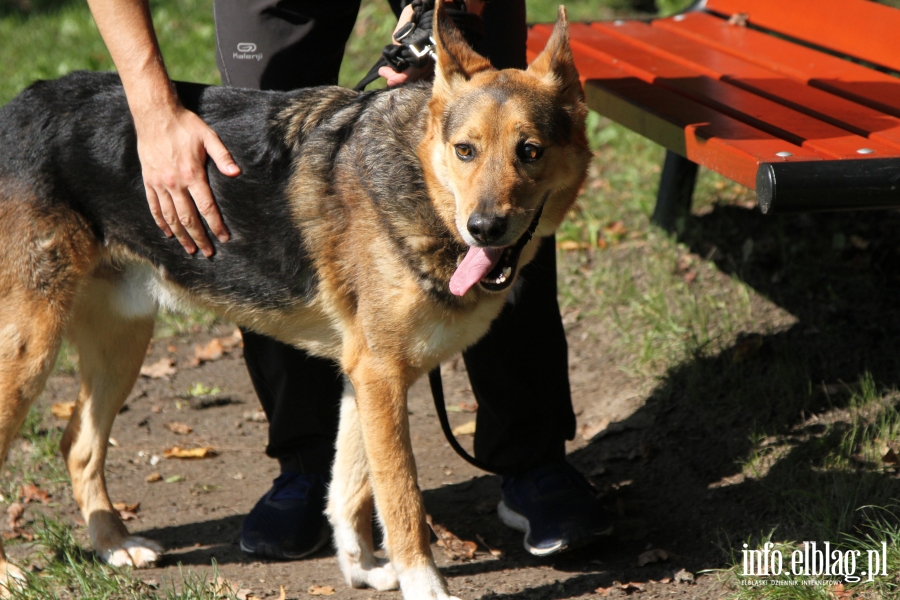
[407,35,437,61]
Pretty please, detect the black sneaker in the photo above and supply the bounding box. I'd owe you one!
[240,472,330,560]
[498,460,612,556]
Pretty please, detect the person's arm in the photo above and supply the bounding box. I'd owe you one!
[87,0,239,257]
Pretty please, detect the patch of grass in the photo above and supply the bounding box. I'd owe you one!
[7,518,240,600]
[154,308,219,339]
[0,0,218,106]
[558,117,758,373]
[53,340,78,375]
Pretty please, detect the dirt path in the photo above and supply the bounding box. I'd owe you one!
[25,316,727,599]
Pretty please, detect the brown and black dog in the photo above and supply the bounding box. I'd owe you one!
[0,6,589,599]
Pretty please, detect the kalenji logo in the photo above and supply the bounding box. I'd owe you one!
[233,42,263,61]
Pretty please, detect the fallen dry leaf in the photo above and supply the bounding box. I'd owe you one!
[673,568,695,584]
[426,514,477,561]
[214,577,241,596]
[243,410,267,423]
[476,533,503,557]
[222,329,243,350]
[604,220,627,239]
[164,421,193,435]
[114,501,140,521]
[579,418,610,440]
[163,446,217,459]
[7,503,24,530]
[557,240,591,251]
[187,338,225,368]
[51,401,75,419]
[458,402,477,413]
[140,358,176,379]
[637,548,669,566]
[20,483,50,504]
[145,472,162,483]
[113,501,140,513]
[308,584,334,595]
[451,420,476,436]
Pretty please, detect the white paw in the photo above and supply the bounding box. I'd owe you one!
[350,557,398,591]
[101,536,164,568]
[399,566,460,600]
[0,563,26,597]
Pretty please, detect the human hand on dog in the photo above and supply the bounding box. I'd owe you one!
[133,102,240,258]
[379,0,484,87]
[87,0,240,258]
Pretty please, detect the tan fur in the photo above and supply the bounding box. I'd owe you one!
[0,7,586,599]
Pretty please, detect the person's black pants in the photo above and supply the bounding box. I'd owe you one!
[214,0,575,475]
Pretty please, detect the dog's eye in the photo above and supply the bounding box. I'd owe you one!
[518,143,544,163]
[455,144,475,161]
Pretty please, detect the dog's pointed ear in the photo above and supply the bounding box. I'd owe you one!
[526,6,583,104]
[432,1,493,100]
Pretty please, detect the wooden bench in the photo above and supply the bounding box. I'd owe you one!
[527,0,900,230]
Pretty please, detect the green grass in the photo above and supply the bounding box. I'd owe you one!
[6,518,240,600]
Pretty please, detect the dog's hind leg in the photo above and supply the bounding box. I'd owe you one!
[0,202,97,593]
[0,293,71,592]
[327,377,399,591]
[60,269,162,567]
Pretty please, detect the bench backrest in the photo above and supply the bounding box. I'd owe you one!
[705,0,900,73]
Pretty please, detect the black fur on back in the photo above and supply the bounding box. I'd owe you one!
[0,72,369,309]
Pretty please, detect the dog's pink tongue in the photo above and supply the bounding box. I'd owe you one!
[450,247,503,297]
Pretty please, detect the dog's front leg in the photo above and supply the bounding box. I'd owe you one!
[327,377,398,591]
[347,357,460,600]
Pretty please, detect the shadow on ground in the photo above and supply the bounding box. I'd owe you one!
[531,206,900,592]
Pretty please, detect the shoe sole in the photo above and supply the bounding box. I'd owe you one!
[240,523,330,560]
[497,500,613,557]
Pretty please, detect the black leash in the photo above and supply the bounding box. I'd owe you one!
[353,0,484,92]
[427,201,546,477]
[428,366,508,475]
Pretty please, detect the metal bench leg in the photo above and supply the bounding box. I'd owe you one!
[651,150,698,233]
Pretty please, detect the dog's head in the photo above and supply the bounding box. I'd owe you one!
[421,4,590,297]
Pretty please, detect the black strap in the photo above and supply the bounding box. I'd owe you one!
[353,0,484,92]
[429,365,509,475]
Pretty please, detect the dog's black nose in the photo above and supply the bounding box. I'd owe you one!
[467,213,508,245]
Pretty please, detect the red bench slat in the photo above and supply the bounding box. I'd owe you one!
[705,0,900,73]
[594,19,900,153]
[566,23,896,160]
[655,12,900,120]
[529,25,820,189]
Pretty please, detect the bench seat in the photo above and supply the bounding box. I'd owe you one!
[527,0,900,222]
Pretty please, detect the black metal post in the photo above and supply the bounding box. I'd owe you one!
[652,150,698,233]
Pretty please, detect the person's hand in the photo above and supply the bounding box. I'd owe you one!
[378,0,485,87]
[133,103,240,258]
[378,4,432,87]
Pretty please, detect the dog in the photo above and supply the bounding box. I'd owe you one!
[0,6,588,599]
